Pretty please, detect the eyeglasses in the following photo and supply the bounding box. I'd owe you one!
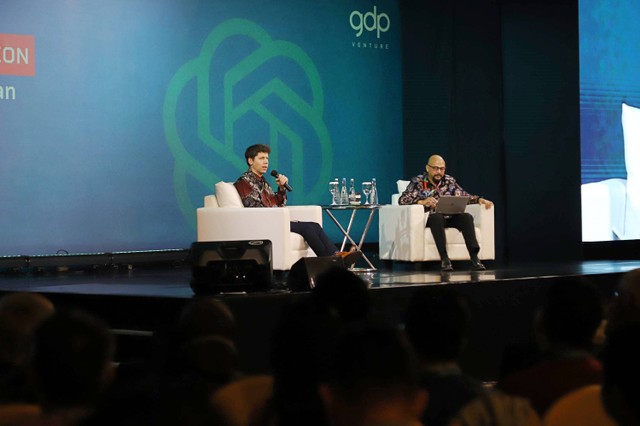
[427,164,446,172]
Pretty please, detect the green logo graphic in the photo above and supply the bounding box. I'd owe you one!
[163,19,332,228]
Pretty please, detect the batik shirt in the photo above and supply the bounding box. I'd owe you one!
[234,170,287,208]
[398,173,480,209]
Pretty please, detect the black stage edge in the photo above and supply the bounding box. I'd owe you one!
[0,249,190,274]
[1,255,640,382]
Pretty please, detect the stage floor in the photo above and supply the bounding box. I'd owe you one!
[1,259,639,299]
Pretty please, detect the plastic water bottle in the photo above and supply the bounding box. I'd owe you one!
[371,178,378,205]
[349,178,357,204]
[340,178,348,205]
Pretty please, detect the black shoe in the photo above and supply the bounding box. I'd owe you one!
[337,250,363,267]
[441,258,453,271]
[471,257,486,271]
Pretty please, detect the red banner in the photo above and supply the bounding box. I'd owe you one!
[0,33,35,76]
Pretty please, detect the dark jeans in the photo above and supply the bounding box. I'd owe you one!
[290,221,337,257]
[426,212,479,260]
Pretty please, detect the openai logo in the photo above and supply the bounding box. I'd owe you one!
[163,19,332,227]
[350,6,391,39]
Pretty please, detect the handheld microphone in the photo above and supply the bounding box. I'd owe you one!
[270,170,293,192]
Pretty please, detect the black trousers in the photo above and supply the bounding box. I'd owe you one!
[426,212,480,260]
[290,221,337,257]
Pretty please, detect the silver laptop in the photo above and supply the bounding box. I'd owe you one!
[434,196,470,215]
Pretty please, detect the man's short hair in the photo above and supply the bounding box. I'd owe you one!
[244,144,271,166]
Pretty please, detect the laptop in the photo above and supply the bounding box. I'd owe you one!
[434,196,470,215]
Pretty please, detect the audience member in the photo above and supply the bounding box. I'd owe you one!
[404,287,485,426]
[450,390,541,426]
[150,297,239,426]
[600,323,640,426]
[0,292,54,404]
[497,278,604,417]
[26,308,115,426]
[318,322,427,426]
[312,266,371,323]
[253,298,343,426]
[542,384,616,426]
[212,267,370,426]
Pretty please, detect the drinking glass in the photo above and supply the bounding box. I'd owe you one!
[329,180,339,205]
[362,181,372,205]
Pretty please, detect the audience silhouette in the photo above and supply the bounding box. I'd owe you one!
[28,308,115,426]
[404,287,485,426]
[0,292,54,405]
[600,322,640,426]
[319,322,427,426]
[497,278,604,417]
[2,266,635,426]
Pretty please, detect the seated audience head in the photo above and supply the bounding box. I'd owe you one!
[600,323,640,426]
[319,322,427,426]
[535,278,603,352]
[0,292,54,367]
[312,266,370,323]
[30,308,115,411]
[268,298,343,425]
[163,297,238,385]
[606,267,640,335]
[404,287,473,364]
[175,297,236,343]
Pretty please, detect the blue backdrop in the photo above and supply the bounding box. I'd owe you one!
[0,0,402,256]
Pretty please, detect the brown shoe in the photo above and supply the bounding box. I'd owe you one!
[336,250,362,267]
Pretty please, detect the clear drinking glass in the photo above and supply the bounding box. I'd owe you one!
[362,181,372,205]
[329,180,339,205]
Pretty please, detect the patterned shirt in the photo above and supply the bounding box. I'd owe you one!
[398,173,480,209]
[234,170,287,208]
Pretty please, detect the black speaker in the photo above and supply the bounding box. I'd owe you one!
[190,240,273,295]
[286,256,346,292]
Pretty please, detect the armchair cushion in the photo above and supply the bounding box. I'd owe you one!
[397,179,410,194]
[215,181,243,207]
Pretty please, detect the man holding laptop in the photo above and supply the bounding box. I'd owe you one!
[398,155,493,271]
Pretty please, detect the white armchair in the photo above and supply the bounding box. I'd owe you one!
[197,182,321,271]
[379,180,495,262]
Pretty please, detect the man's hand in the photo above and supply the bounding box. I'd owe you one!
[478,198,493,209]
[418,197,437,209]
[276,174,289,189]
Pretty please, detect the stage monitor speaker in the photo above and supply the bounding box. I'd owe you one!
[190,240,272,295]
[287,256,345,292]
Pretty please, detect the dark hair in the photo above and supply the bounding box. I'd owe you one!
[324,322,420,403]
[404,287,473,361]
[244,144,271,166]
[31,308,114,408]
[601,323,640,423]
[539,278,603,350]
[313,267,370,323]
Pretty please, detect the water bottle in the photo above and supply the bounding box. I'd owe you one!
[371,178,378,205]
[340,178,348,205]
[349,178,357,204]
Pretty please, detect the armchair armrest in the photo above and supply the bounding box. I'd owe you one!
[466,204,495,260]
[197,207,293,270]
[286,205,322,225]
[379,204,428,261]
